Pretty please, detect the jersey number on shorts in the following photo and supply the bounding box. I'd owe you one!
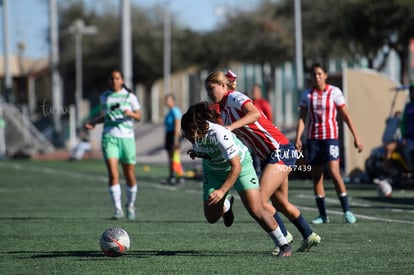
[329,145,339,159]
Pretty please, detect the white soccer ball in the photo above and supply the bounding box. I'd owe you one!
[376,180,392,197]
[100,227,130,257]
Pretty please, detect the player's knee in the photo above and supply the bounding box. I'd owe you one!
[248,204,266,219]
[204,212,220,224]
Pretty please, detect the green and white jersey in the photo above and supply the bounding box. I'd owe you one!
[100,88,141,138]
[193,121,250,172]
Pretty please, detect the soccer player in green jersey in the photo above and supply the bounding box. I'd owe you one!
[85,69,141,220]
[181,102,292,256]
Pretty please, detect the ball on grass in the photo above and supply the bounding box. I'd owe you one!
[100,227,130,257]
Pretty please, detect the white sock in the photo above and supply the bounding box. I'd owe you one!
[109,184,122,210]
[268,226,288,247]
[223,196,231,213]
[125,184,138,208]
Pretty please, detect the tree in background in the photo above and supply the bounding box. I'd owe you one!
[56,0,414,111]
[277,0,414,83]
[339,0,414,83]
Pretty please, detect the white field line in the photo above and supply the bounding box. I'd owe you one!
[2,162,414,225]
[295,194,414,224]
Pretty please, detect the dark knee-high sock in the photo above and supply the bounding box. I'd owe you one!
[315,196,327,217]
[338,193,350,212]
[290,214,313,239]
[274,212,287,236]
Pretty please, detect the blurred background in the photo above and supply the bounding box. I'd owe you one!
[1,0,414,181]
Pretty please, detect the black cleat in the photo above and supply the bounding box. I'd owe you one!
[223,195,234,227]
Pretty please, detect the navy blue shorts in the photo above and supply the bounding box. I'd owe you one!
[165,131,175,151]
[307,139,340,165]
[263,143,298,167]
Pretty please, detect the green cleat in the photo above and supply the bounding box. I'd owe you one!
[112,208,124,220]
[344,211,356,224]
[285,231,294,243]
[311,215,329,224]
[297,232,321,252]
[126,205,136,220]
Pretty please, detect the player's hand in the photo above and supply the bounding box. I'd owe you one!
[295,140,302,151]
[124,109,133,117]
[187,149,196,159]
[354,139,363,153]
[84,123,95,130]
[173,142,180,150]
[208,190,225,205]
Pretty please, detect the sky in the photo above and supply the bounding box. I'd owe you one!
[0,0,263,59]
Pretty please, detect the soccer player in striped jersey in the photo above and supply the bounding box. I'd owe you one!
[205,70,321,253]
[295,63,363,224]
[85,69,142,220]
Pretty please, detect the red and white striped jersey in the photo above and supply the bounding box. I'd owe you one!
[299,84,346,140]
[220,90,290,160]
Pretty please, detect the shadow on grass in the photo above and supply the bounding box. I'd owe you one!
[357,196,414,206]
[129,250,267,257]
[0,217,204,223]
[0,217,256,225]
[3,249,267,259]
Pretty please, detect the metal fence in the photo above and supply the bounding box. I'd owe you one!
[0,103,55,157]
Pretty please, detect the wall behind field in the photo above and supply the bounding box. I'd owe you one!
[343,69,407,176]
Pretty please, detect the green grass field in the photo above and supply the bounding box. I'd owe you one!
[1,159,413,274]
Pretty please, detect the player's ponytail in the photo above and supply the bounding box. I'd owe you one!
[108,69,134,94]
[122,84,133,94]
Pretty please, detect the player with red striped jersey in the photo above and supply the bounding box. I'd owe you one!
[303,83,344,140]
[205,70,321,253]
[295,62,363,225]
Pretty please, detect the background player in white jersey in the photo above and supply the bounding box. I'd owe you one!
[181,102,292,256]
[85,69,142,220]
[295,63,363,224]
